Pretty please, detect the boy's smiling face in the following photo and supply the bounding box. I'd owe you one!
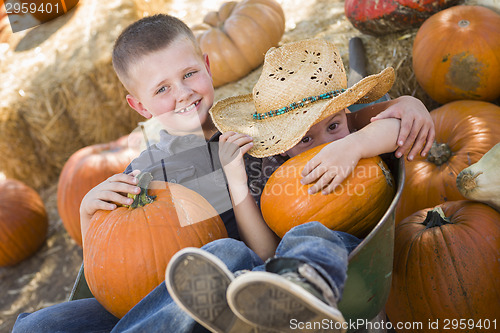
[284,110,350,158]
[125,37,215,136]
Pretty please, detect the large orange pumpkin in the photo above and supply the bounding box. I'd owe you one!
[261,143,395,238]
[0,178,48,267]
[413,5,500,104]
[192,0,285,87]
[386,201,500,332]
[83,173,228,318]
[395,100,500,224]
[57,135,138,247]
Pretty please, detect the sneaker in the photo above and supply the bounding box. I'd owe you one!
[227,268,346,333]
[165,248,277,333]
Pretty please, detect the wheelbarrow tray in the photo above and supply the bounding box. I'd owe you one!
[338,154,404,326]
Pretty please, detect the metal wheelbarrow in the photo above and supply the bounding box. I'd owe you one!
[338,155,403,330]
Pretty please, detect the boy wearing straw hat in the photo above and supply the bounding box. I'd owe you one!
[165,39,429,333]
[13,15,433,333]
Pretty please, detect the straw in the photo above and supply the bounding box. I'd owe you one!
[0,0,145,189]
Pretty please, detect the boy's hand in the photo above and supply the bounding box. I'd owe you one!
[301,137,362,195]
[79,171,141,221]
[219,131,253,185]
[370,96,435,161]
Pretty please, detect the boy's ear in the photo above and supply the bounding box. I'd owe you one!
[126,94,152,119]
[203,53,212,78]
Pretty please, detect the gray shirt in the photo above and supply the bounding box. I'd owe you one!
[125,130,239,239]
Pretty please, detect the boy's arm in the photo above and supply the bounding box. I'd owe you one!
[219,132,280,261]
[301,118,400,195]
[348,95,435,160]
[80,172,140,246]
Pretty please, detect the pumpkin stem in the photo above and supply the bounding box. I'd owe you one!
[377,160,393,187]
[456,170,483,193]
[427,141,452,166]
[423,207,452,229]
[129,172,156,209]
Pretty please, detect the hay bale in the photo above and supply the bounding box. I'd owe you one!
[0,0,146,190]
[359,31,441,111]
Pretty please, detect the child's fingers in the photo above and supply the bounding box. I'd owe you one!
[320,177,344,195]
[128,169,141,177]
[396,117,413,148]
[86,193,131,214]
[101,175,141,194]
[227,135,253,147]
[221,131,251,143]
[301,157,321,178]
[110,183,141,196]
[307,171,336,194]
[219,131,237,143]
[99,190,134,206]
[220,134,252,157]
[407,125,429,161]
[396,120,419,158]
[227,141,253,161]
[223,132,241,143]
[239,141,254,155]
[93,200,118,211]
[301,163,327,186]
[220,140,253,167]
[370,107,398,122]
[421,127,435,157]
[107,172,138,185]
[220,136,251,153]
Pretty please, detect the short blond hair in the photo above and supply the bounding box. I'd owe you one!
[112,14,201,85]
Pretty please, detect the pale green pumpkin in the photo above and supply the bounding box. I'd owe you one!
[456,142,500,212]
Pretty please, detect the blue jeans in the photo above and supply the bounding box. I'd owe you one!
[12,222,360,333]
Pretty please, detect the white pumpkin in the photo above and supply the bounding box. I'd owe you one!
[456,142,500,211]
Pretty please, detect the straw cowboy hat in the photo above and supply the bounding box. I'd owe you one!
[209,39,395,158]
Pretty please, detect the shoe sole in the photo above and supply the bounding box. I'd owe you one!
[165,248,236,333]
[227,272,347,333]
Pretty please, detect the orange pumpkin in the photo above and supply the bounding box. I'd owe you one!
[0,178,48,267]
[395,100,500,224]
[1,1,6,21]
[57,135,138,247]
[413,5,500,104]
[261,143,395,238]
[386,201,500,331]
[0,2,10,44]
[192,0,285,87]
[83,173,228,318]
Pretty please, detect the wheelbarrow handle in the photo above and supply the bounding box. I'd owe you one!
[348,37,367,88]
